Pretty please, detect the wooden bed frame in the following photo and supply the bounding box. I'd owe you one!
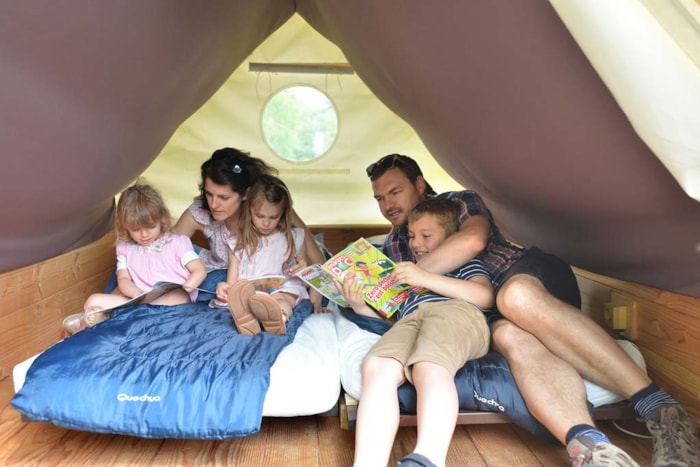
[2,225,698,429]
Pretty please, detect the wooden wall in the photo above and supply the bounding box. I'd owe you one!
[2,225,698,424]
[576,267,700,421]
[0,231,115,404]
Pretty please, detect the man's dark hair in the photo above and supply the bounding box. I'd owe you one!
[365,153,436,195]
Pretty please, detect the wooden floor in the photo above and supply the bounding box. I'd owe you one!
[0,377,653,466]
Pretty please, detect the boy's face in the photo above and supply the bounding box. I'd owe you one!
[407,213,447,261]
[371,167,426,227]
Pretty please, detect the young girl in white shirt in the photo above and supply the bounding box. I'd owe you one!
[215,175,315,335]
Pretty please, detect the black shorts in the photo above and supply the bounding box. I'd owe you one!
[489,247,581,324]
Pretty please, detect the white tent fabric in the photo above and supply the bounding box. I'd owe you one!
[551,0,700,198]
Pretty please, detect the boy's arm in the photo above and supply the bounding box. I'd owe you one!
[415,214,490,275]
[392,261,494,310]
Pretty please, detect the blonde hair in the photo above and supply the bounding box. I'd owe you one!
[114,181,172,243]
[235,175,294,259]
[408,198,461,237]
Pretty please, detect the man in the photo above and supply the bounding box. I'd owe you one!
[364,153,699,466]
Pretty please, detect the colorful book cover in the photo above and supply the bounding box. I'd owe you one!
[248,275,286,294]
[321,238,411,318]
[295,264,350,307]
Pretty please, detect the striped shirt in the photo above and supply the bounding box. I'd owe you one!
[397,258,490,320]
[383,190,525,288]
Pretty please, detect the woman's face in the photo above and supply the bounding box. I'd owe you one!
[203,178,244,222]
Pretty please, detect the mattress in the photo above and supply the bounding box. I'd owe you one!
[13,305,341,419]
[336,308,647,408]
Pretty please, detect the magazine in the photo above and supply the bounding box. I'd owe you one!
[318,238,412,318]
[208,275,287,308]
[295,264,350,307]
[84,281,216,325]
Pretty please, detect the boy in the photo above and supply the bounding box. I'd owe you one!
[340,198,494,467]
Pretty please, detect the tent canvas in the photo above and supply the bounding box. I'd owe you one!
[1,1,700,296]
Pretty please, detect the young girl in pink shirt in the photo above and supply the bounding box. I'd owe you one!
[82,182,206,325]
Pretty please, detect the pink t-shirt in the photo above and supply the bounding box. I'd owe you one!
[116,233,201,301]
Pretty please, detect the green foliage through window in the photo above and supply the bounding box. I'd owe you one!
[262,86,338,162]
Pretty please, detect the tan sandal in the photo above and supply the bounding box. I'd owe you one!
[227,280,261,335]
[248,294,287,335]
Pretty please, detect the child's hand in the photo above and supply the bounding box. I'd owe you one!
[392,261,429,288]
[285,256,307,276]
[215,281,231,302]
[309,289,326,314]
[334,275,364,310]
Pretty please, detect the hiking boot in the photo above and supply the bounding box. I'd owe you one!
[567,435,639,467]
[646,404,700,466]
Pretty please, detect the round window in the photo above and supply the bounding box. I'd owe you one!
[261,85,338,162]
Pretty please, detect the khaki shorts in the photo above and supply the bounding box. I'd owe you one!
[365,299,490,384]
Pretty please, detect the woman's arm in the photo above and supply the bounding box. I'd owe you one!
[291,208,325,265]
[173,209,202,238]
[216,251,240,301]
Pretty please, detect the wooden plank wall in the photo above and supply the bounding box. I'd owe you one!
[0,232,115,393]
[1,226,698,425]
[576,267,700,422]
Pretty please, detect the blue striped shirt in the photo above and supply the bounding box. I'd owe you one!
[397,258,490,320]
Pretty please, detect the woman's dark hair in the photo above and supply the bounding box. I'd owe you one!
[198,147,277,214]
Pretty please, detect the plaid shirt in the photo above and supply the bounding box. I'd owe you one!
[383,190,525,288]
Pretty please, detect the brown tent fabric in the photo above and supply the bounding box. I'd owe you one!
[2,1,700,296]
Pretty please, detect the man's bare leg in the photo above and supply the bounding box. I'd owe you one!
[496,274,650,396]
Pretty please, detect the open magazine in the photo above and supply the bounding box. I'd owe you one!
[297,238,412,318]
[295,264,349,308]
[207,275,287,308]
[83,281,216,326]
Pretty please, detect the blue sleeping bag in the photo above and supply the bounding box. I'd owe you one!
[11,300,312,439]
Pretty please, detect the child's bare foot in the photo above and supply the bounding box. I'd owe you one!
[227,280,261,335]
[248,294,288,335]
[84,306,111,326]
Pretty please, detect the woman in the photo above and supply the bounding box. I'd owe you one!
[173,147,325,308]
